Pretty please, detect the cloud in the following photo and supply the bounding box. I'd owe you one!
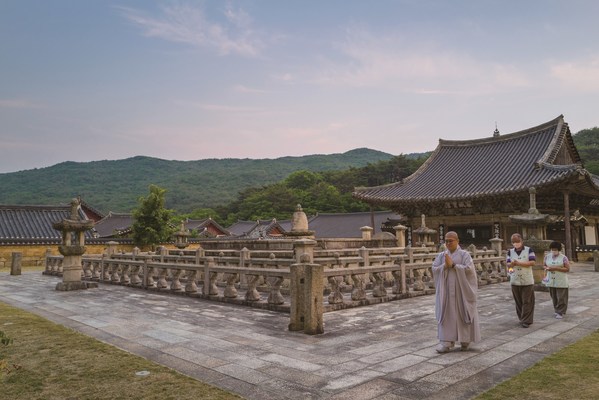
[550,57,599,91]
[308,28,531,95]
[194,103,264,113]
[0,99,44,109]
[232,84,271,94]
[117,3,263,56]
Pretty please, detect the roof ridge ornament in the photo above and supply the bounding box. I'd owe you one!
[493,122,500,137]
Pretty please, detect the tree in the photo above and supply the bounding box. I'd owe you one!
[131,185,174,249]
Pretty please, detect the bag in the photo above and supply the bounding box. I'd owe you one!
[541,272,550,286]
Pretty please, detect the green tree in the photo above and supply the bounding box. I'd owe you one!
[131,185,174,249]
[573,127,599,174]
[284,170,322,190]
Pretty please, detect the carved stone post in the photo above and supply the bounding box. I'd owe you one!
[10,252,22,275]
[289,256,324,334]
[43,248,52,274]
[489,237,503,256]
[360,226,373,241]
[304,263,324,334]
[594,250,599,272]
[394,224,407,247]
[106,241,118,257]
[239,247,251,289]
[288,261,306,332]
[294,239,316,263]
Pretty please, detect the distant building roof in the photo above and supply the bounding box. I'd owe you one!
[227,219,286,239]
[0,204,94,244]
[92,212,133,238]
[308,210,405,238]
[353,115,599,208]
[184,218,230,237]
[80,200,105,222]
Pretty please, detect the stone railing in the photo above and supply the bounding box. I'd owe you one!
[43,241,507,334]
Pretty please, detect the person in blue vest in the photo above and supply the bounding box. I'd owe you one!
[506,233,536,328]
[543,241,570,319]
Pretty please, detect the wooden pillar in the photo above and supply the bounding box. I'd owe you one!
[563,191,573,260]
[370,207,375,234]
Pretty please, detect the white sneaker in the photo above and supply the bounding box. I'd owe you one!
[555,314,563,319]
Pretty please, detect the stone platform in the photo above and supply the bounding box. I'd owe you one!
[2,262,599,399]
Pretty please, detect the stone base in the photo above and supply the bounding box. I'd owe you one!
[55,281,99,291]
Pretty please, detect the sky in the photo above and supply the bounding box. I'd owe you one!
[1,0,599,174]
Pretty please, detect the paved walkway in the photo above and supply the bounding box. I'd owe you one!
[1,263,599,400]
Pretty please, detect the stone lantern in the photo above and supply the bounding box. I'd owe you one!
[174,221,191,249]
[413,214,436,246]
[52,198,96,291]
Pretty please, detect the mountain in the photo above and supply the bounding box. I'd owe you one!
[0,148,397,213]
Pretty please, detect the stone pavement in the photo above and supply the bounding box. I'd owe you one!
[1,263,599,400]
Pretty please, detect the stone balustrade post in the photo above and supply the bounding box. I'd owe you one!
[157,246,168,262]
[10,252,22,275]
[594,250,599,272]
[239,247,251,289]
[394,224,407,247]
[288,261,306,332]
[195,246,205,264]
[400,257,407,294]
[294,239,316,263]
[304,263,324,334]
[359,246,369,267]
[106,241,118,257]
[44,248,52,273]
[489,237,503,256]
[360,226,373,241]
[407,245,414,264]
[203,257,218,296]
[289,257,324,335]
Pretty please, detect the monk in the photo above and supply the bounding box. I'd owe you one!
[432,231,481,353]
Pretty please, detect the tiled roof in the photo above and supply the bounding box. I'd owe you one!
[80,200,105,222]
[92,212,133,238]
[227,221,259,236]
[226,219,286,239]
[184,218,230,236]
[0,204,93,242]
[308,211,404,238]
[354,116,599,205]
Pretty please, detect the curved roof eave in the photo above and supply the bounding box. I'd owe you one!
[355,167,586,206]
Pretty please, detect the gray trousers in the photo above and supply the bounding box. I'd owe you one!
[511,284,535,324]
[549,287,569,315]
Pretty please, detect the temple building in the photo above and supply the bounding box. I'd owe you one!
[353,115,599,258]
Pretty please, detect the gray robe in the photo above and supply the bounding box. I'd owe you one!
[432,247,481,343]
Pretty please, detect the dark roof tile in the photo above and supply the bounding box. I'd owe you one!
[354,116,599,204]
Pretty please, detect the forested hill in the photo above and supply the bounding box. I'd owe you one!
[0,148,400,213]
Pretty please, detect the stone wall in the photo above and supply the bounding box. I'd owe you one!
[0,242,218,268]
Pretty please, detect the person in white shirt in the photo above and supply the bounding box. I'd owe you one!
[543,241,570,319]
[506,233,536,328]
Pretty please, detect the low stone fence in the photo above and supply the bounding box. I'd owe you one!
[43,241,507,334]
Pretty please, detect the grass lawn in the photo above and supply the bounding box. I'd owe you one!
[476,329,599,399]
[0,302,241,400]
